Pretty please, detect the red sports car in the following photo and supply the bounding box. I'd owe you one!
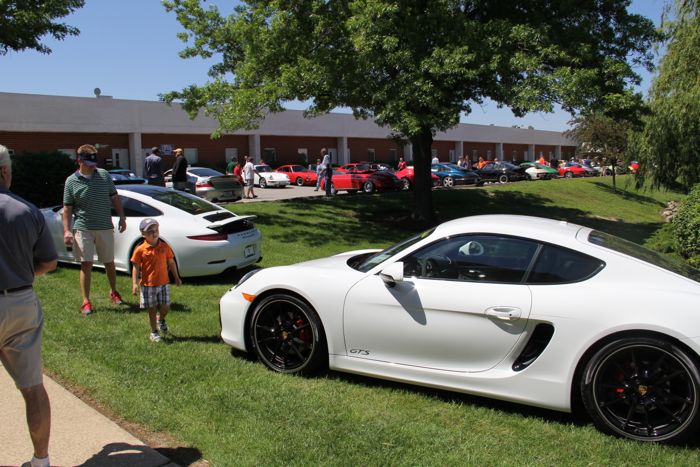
[275,164,318,186]
[394,166,441,190]
[558,163,587,178]
[321,167,402,194]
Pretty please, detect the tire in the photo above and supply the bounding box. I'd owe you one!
[363,181,375,193]
[581,336,700,443]
[259,178,267,188]
[401,177,411,191]
[296,177,304,186]
[248,294,327,375]
[442,176,454,188]
[565,171,574,179]
[498,174,509,184]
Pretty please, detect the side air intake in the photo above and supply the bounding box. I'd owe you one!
[512,323,555,372]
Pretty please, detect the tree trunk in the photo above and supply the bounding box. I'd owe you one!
[410,127,436,224]
[610,156,617,192]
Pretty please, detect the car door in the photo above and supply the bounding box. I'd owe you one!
[343,234,538,372]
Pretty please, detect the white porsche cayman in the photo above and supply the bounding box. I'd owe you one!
[43,184,262,277]
[220,215,700,443]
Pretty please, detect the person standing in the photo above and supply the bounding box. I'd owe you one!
[431,155,439,164]
[320,149,333,196]
[226,158,236,175]
[63,144,127,315]
[143,147,164,186]
[131,218,181,342]
[0,144,57,467]
[397,157,407,171]
[242,156,259,199]
[171,148,188,191]
[313,158,322,191]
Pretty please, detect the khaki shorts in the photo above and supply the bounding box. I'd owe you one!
[0,289,44,389]
[74,229,115,263]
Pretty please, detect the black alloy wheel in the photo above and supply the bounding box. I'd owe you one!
[296,177,305,186]
[249,294,327,374]
[581,337,700,443]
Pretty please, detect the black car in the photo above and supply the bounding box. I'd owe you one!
[475,161,528,183]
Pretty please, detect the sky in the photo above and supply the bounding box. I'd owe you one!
[0,0,668,132]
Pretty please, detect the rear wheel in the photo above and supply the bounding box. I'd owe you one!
[259,178,268,188]
[363,181,375,193]
[498,174,509,184]
[248,294,327,375]
[442,176,454,188]
[401,178,411,191]
[565,171,574,179]
[296,177,304,186]
[581,336,700,443]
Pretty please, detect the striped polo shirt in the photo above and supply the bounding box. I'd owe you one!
[63,168,117,230]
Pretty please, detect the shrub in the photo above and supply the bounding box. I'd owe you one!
[673,183,700,266]
[11,151,76,208]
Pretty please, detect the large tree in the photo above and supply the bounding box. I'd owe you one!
[633,0,700,192]
[163,0,656,222]
[0,0,84,55]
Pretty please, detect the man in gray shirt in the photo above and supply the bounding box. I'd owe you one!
[0,144,57,467]
[143,146,164,186]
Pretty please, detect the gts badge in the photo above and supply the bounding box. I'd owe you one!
[350,348,370,356]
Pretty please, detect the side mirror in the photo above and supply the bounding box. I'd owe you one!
[379,262,404,287]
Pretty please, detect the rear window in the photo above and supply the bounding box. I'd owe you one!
[190,168,223,177]
[588,230,700,283]
[150,190,220,215]
[527,244,604,284]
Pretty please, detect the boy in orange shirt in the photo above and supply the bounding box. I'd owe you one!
[131,218,182,342]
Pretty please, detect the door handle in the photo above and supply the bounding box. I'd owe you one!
[485,307,522,321]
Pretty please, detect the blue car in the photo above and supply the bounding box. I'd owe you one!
[431,163,481,188]
[108,169,146,185]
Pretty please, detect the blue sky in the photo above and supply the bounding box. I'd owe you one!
[0,0,667,132]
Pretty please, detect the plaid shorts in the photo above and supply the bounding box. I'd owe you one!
[140,284,170,309]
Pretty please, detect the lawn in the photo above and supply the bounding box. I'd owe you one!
[35,175,700,466]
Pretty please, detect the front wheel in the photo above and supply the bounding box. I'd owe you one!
[259,178,268,188]
[581,336,700,443]
[249,294,327,375]
[565,171,574,179]
[401,178,411,191]
[442,176,454,188]
[296,177,305,186]
[363,181,375,193]
[498,174,509,184]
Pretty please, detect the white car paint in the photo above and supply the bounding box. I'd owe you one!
[43,184,262,277]
[254,165,290,188]
[220,215,700,442]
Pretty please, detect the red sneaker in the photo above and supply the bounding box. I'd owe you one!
[109,290,123,305]
[80,300,93,316]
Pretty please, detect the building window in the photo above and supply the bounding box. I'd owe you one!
[184,148,198,164]
[471,149,478,159]
[448,149,455,161]
[367,148,376,161]
[263,148,276,164]
[297,148,308,163]
[512,150,517,159]
[487,150,492,158]
[225,148,238,164]
[388,148,397,161]
[523,150,528,160]
[59,149,77,160]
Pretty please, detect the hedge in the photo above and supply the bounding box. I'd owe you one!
[673,183,700,267]
[11,151,76,208]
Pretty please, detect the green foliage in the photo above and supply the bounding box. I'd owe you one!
[162,0,657,221]
[0,0,84,55]
[634,1,700,192]
[11,151,76,208]
[673,184,700,266]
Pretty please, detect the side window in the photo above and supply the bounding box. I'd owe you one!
[402,234,539,283]
[527,244,604,284]
[112,196,162,217]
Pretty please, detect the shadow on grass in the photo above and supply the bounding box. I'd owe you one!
[165,333,221,344]
[591,181,667,205]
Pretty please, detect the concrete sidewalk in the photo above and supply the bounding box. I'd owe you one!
[1,366,175,467]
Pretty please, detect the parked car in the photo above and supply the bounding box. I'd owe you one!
[394,166,441,190]
[628,161,640,173]
[519,162,559,180]
[559,162,596,178]
[164,167,243,202]
[431,163,481,187]
[275,164,318,186]
[109,171,146,185]
[475,161,528,183]
[109,168,142,180]
[321,167,402,194]
[255,164,290,188]
[43,185,262,277]
[221,214,700,443]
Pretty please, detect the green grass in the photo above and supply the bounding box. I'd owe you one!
[36,175,700,466]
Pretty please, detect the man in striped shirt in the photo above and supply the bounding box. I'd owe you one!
[62,144,127,315]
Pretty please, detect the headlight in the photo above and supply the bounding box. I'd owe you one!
[235,268,262,289]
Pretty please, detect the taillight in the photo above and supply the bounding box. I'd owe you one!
[187,233,228,241]
[196,182,214,188]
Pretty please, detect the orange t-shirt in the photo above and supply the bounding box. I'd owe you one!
[130,240,175,287]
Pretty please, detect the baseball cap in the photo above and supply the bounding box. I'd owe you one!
[139,218,159,232]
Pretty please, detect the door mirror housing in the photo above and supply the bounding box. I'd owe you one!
[379,262,404,287]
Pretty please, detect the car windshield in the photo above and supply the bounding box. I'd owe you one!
[256,165,272,172]
[150,190,221,215]
[190,167,224,177]
[355,228,436,272]
[348,164,372,171]
[588,230,700,283]
[498,162,518,169]
[289,166,305,172]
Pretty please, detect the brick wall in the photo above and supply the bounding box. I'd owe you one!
[259,136,337,165]
[142,134,248,170]
[347,138,403,163]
